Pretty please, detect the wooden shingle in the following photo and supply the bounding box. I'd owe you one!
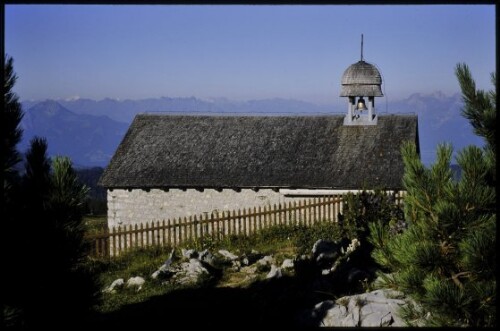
[99,114,419,190]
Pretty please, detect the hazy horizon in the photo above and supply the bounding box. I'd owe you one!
[19,89,462,107]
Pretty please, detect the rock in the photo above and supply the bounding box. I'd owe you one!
[240,265,258,275]
[218,249,239,261]
[312,239,334,256]
[181,248,198,259]
[306,289,412,327]
[172,259,209,285]
[266,265,282,279]
[164,249,175,268]
[311,240,340,266]
[126,276,145,291]
[198,249,216,266]
[241,256,250,266]
[151,270,161,280]
[231,260,242,271]
[256,255,274,266]
[306,300,335,321]
[241,251,264,266]
[151,263,174,280]
[346,238,361,254]
[152,250,177,280]
[103,278,124,293]
[184,259,208,275]
[281,259,294,270]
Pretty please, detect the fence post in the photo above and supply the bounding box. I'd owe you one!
[86,195,375,258]
[231,210,236,235]
[173,218,177,246]
[241,208,246,236]
[211,212,215,240]
[181,217,186,245]
[251,206,255,234]
[277,203,282,225]
[150,222,156,247]
[236,209,240,235]
[261,205,266,230]
[161,220,165,247]
[328,197,332,222]
[312,198,316,225]
[198,214,203,241]
[104,227,110,258]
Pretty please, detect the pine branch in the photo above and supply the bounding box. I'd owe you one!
[455,63,496,151]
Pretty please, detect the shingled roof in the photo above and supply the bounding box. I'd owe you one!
[99,114,419,190]
[340,60,383,97]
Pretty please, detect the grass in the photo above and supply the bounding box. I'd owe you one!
[202,219,343,255]
[84,219,371,327]
[83,214,107,233]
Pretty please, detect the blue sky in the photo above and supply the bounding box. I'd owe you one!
[5,4,495,105]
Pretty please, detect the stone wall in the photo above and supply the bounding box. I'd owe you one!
[107,188,304,228]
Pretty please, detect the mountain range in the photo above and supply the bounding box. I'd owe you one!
[19,92,484,168]
[19,100,128,167]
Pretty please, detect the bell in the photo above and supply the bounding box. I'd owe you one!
[356,97,368,111]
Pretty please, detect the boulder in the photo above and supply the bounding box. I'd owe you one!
[240,265,258,275]
[256,255,274,266]
[346,238,361,254]
[231,260,242,271]
[126,276,145,291]
[218,249,239,261]
[306,289,410,327]
[151,263,174,280]
[181,248,198,259]
[240,251,264,266]
[241,256,250,266]
[321,268,332,276]
[198,249,216,267]
[266,265,282,279]
[103,278,124,293]
[151,250,177,280]
[311,240,341,266]
[281,259,294,270]
[172,259,209,285]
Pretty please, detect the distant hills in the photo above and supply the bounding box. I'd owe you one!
[19,100,128,167]
[19,92,484,168]
[385,91,484,165]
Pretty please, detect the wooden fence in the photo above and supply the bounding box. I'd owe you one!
[86,196,344,257]
[85,192,405,258]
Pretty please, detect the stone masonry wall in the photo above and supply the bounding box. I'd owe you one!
[107,188,306,228]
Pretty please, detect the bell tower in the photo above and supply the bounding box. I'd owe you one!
[340,34,383,125]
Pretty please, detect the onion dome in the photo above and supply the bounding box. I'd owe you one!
[340,60,383,97]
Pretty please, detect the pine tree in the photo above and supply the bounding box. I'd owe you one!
[40,156,98,327]
[2,55,26,327]
[2,55,24,199]
[455,63,496,153]
[14,138,54,327]
[369,66,496,327]
[10,144,100,328]
[23,137,52,213]
[2,56,100,328]
[455,63,496,186]
[46,156,91,274]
